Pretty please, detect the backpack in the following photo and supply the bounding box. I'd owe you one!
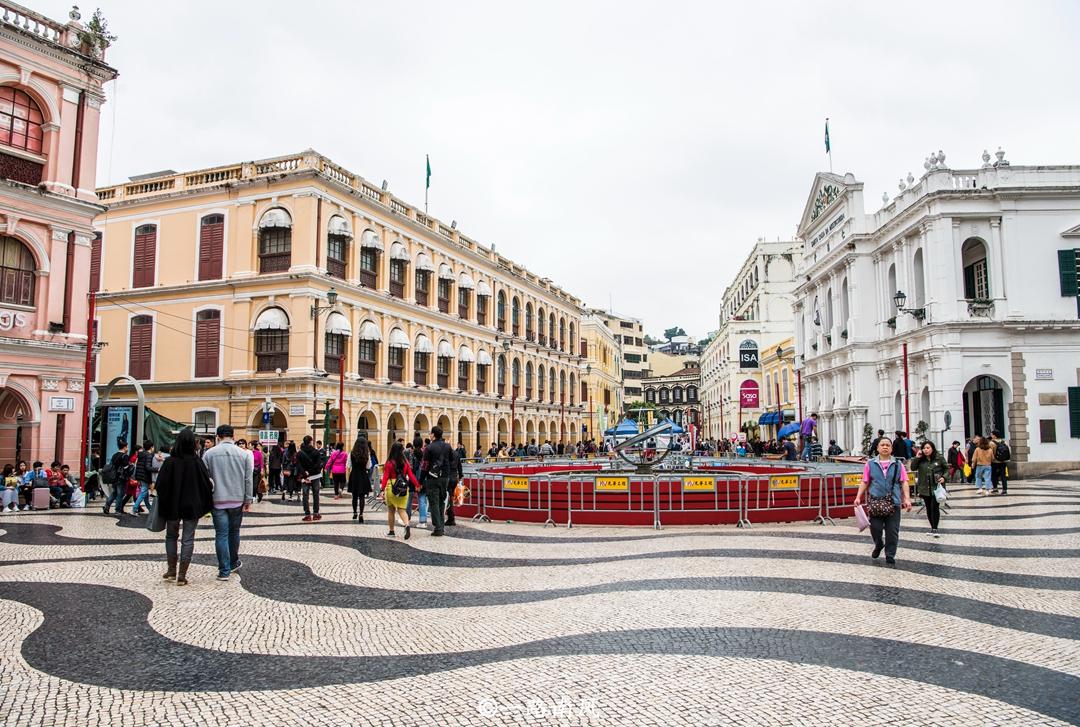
[101,461,116,485]
[995,440,1011,462]
[391,464,410,497]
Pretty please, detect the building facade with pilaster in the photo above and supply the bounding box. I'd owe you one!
[0,4,116,468]
[793,150,1080,476]
[92,151,585,454]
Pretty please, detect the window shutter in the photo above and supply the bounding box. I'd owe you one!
[195,312,220,377]
[199,217,224,280]
[129,316,152,379]
[90,233,102,292]
[963,263,976,299]
[1069,387,1080,439]
[133,226,157,288]
[1059,249,1078,297]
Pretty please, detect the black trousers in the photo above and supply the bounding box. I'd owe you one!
[425,478,449,533]
[351,489,367,516]
[268,469,282,493]
[991,463,1008,493]
[870,509,902,559]
[921,495,940,529]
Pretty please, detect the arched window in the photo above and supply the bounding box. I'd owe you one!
[569,372,576,405]
[559,317,566,351]
[673,386,683,403]
[253,307,290,372]
[511,296,520,336]
[537,308,546,345]
[549,368,555,403]
[525,302,534,340]
[258,208,292,273]
[962,238,990,299]
[549,313,556,348]
[569,322,575,353]
[497,354,507,396]
[886,263,897,315]
[129,315,153,380]
[198,214,224,280]
[511,358,521,395]
[537,364,545,400]
[646,388,656,403]
[387,327,408,383]
[326,215,351,280]
[133,224,157,288]
[659,387,670,403]
[356,320,381,378]
[0,86,44,154]
[686,385,698,402]
[0,236,36,306]
[525,361,534,399]
[323,312,350,375]
[414,252,433,306]
[360,231,382,289]
[194,309,221,378]
[560,370,567,402]
[781,369,789,403]
[912,248,925,308]
[840,278,850,333]
[497,291,507,331]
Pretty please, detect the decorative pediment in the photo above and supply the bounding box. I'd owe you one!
[797,172,857,239]
[1062,223,1080,238]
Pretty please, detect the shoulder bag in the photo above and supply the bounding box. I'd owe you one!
[865,461,898,518]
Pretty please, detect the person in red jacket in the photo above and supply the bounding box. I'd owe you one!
[380,442,420,540]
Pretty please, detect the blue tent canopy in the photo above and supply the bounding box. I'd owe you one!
[759,411,779,425]
[613,418,640,435]
[661,418,685,434]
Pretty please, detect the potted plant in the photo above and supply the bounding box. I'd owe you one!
[840,328,848,339]
[886,317,896,330]
[77,9,117,59]
[824,334,832,345]
[810,342,818,351]
[967,298,994,317]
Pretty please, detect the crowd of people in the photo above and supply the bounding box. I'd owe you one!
[1,460,81,511]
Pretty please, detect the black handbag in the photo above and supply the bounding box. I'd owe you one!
[146,495,166,532]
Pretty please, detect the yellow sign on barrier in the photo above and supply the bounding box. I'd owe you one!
[595,476,629,492]
[682,476,716,492]
[842,473,863,488]
[769,474,800,491]
[907,472,916,486]
[503,476,530,491]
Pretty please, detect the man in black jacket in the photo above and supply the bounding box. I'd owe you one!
[422,426,454,536]
[130,441,155,515]
[102,441,132,515]
[297,435,322,522]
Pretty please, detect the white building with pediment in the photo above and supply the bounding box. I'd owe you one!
[792,150,1080,476]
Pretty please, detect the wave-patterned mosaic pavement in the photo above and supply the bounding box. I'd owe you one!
[1,475,1078,726]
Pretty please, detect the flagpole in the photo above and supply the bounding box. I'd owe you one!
[425,154,430,215]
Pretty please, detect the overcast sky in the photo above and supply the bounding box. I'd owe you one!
[45,0,1078,338]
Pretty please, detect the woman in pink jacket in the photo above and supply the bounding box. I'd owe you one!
[325,442,349,498]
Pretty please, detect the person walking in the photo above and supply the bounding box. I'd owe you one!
[380,442,419,538]
[799,413,818,460]
[912,440,948,537]
[282,441,298,501]
[964,437,977,484]
[202,425,254,581]
[251,443,265,503]
[347,437,376,522]
[853,438,912,564]
[946,441,965,483]
[891,431,910,462]
[155,428,214,586]
[102,441,132,515]
[971,435,995,495]
[326,442,348,498]
[990,429,1010,495]
[297,435,323,522]
[130,441,155,515]
[422,425,454,536]
[408,435,427,526]
[268,439,283,495]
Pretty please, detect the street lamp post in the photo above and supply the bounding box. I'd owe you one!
[893,289,924,434]
[310,288,339,442]
[774,345,785,439]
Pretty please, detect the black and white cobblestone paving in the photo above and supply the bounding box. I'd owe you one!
[0,477,1077,725]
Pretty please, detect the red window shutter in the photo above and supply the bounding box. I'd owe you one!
[580,340,588,357]
[199,216,224,280]
[129,317,152,379]
[90,320,98,382]
[195,311,220,377]
[90,233,102,292]
[133,226,157,288]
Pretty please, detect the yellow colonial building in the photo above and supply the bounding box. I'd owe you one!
[757,337,797,439]
[579,312,622,438]
[92,150,585,452]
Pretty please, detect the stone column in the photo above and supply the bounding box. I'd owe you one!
[1009,351,1029,463]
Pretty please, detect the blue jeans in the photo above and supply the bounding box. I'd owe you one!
[417,488,428,522]
[211,506,244,577]
[975,465,992,491]
[131,483,150,513]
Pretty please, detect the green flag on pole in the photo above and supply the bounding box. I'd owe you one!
[824,119,830,154]
[426,154,431,190]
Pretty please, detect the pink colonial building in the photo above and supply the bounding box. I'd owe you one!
[0,3,116,468]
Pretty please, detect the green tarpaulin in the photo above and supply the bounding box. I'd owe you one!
[92,406,188,450]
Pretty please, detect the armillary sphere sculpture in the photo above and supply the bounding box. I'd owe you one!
[613,420,676,471]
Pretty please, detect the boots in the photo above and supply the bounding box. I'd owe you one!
[163,556,177,581]
[176,559,190,586]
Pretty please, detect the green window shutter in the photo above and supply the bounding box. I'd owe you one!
[1059,249,1079,297]
[1069,387,1080,438]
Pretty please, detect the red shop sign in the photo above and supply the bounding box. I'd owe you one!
[739,379,759,409]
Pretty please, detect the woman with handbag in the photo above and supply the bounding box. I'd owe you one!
[912,440,948,537]
[347,437,376,522]
[852,438,912,564]
[282,441,298,501]
[380,442,419,539]
[155,428,214,585]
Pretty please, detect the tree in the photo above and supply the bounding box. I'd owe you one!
[643,334,661,346]
[663,326,687,341]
